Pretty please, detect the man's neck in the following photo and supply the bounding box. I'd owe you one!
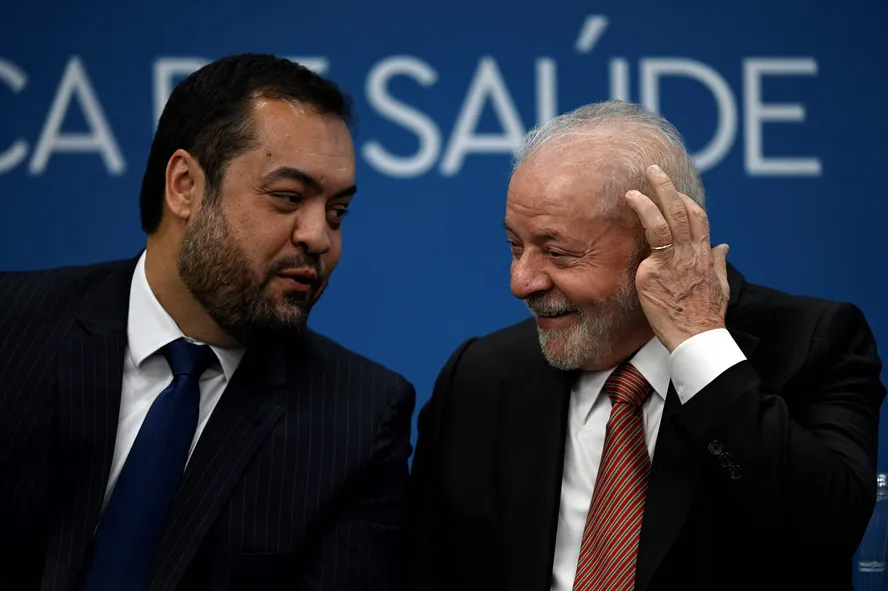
[143,242,240,348]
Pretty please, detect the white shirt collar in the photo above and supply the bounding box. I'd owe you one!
[572,336,671,424]
[127,251,245,381]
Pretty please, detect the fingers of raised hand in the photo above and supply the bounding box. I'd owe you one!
[679,193,710,247]
[712,243,731,299]
[625,190,673,253]
[646,165,691,245]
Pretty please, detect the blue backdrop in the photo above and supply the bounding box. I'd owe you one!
[2,0,887,524]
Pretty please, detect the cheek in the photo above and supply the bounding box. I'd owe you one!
[224,211,291,263]
[553,267,623,306]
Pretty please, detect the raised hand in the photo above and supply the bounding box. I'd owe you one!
[623,165,730,352]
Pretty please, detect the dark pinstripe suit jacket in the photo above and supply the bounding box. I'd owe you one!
[0,256,416,591]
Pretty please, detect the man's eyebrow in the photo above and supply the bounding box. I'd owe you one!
[535,230,567,242]
[503,220,567,242]
[262,166,357,199]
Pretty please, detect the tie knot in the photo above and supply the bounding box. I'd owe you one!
[162,338,216,379]
[604,363,653,408]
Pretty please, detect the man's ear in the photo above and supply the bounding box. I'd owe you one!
[164,149,205,223]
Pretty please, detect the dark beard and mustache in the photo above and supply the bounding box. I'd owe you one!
[525,264,643,371]
[177,201,325,347]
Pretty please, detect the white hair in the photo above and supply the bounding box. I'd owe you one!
[512,100,705,216]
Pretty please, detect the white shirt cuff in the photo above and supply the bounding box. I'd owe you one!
[669,328,747,404]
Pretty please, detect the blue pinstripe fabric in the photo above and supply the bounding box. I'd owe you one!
[0,258,415,591]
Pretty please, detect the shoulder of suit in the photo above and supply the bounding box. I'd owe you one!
[0,257,135,289]
[728,272,875,354]
[731,274,853,327]
[0,257,136,327]
[445,317,542,372]
[301,329,415,393]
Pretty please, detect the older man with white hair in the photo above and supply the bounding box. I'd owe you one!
[409,100,885,591]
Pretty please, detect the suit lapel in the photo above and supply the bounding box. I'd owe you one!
[634,380,700,591]
[147,339,287,591]
[635,263,759,591]
[42,259,136,591]
[499,348,574,591]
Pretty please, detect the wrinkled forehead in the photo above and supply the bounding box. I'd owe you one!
[511,128,660,212]
[508,144,606,209]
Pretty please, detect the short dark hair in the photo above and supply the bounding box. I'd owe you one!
[139,53,354,233]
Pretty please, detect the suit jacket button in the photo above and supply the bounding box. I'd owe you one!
[729,465,743,480]
[708,440,723,456]
[718,452,733,467]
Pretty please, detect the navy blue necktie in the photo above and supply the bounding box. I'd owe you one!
[80,338,216,591]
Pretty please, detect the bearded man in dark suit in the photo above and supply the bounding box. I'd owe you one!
[0,54,414,591]
[409,100,885,591]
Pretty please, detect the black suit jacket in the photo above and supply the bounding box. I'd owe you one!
[410,264,886,591]
[0,257,416,591]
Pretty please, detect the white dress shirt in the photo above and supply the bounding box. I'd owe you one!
[550,329,747,591]
[101,251,246,510]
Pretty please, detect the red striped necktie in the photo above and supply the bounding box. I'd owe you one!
[573,363,653,591]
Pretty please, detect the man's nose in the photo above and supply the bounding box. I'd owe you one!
[510,252,553,299]
[291,201,332,256]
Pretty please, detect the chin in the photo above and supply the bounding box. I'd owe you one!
[538,337,583,371]
[276,305,309,327]
[538,330,613,372]
[540,349,583,372]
